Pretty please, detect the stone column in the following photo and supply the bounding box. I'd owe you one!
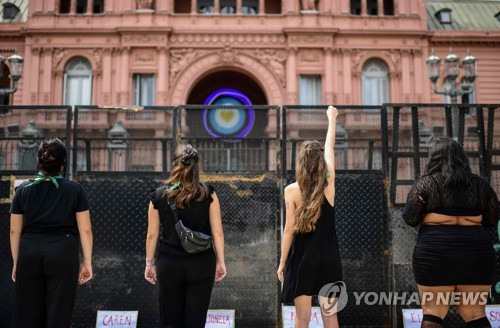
[324,48,334,104]
[157,47,168,105]
[87,0,93,13]
[340,0,349,14]
[341,49,352,104]
[401,49,410,102]
[413,49,424,102]
[46,0,56,14]
[286,47,298,104]
[102,48,112,104]
[42,48,53,104]
[361,0,367,15]
[236,0,242,14]
[70,0,76,13]
[120,48,131,105]
[259,0,265,14]
[214,0,220,14]
[191,0,197,14]
[30,47,41,104]
[378,0,383,15]
[105,0,114,12]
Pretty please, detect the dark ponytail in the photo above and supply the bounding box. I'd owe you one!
[37,138,67,176]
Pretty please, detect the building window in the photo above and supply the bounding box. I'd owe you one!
[383,0,394,15]
[220,0,236,14]
[63,57,93,106]
[133,74,155,106]
[299,75,322,120]
[367,0,378,15]
[435,8,452,24]
[243,0,258,14]
[174,0,191,13]
[351,0,361,15]
[362,59,390,106]
[76,0,88,13]
[198,0,215,14]
[2,3,20,19]
[93,0,104,13]
[299,75,322,105]
[265,0,281,14]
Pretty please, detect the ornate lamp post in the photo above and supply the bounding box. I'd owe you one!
[426,48,477,137]
[0,52,24,96]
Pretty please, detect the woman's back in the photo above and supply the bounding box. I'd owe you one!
[11,179,89,235]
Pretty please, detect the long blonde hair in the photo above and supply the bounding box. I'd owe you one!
[294,141,328,233]
[164,144,208,208]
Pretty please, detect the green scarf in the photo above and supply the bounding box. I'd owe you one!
[26,172,63,189]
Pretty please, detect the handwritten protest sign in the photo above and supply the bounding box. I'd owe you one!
[402,309,423,327]
[486,305,500,327]
[205,309,235,327]
[282,306,324,328]
[96,311,138,328]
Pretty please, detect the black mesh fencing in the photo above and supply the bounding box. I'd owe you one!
[0,105,72,175]
[73,106,176,173]
[385,104,500,327]
[383,104,500,205]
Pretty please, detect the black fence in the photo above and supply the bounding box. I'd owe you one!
[0,104,499,327]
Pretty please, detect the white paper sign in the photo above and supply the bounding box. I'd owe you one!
[402,309,423,327]
[282,306,324,328]
[205,309,235,327]
[96,311,138,328]
[486,305,500,327]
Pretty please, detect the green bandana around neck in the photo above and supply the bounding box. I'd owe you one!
[26,171,63,189]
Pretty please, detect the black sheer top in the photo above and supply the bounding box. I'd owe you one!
[150,184,215,257]
[403,173,499,227]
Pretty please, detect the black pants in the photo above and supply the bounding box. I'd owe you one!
[157,251,216,328]
[13,233,79,328]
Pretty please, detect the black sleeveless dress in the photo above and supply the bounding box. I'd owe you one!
[281,196,343,303]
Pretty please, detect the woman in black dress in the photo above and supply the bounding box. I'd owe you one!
[403,138,499,328]
[278,106,343,328]
[10,138,93,328]
[144,144,226,328]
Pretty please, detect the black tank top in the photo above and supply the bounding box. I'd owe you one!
[150,185,215,256]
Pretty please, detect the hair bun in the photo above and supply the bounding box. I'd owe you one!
[41,150,55,162]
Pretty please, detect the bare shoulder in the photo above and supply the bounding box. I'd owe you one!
[284,183,300,201]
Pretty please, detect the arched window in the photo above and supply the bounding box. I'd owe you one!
[63,57,92,105]
[362,59,390,105]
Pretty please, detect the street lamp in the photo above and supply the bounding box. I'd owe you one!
[0,52,24,96]
[426,48,477,137]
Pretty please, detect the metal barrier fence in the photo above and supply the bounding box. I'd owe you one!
[73,106,177,173]
[382,103,500,205]
[0,104,499,327]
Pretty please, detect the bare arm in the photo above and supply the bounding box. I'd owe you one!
[325,106,338,201]
[209,192,224,264]
[10,214,23,282]
[76,210,93,284]
[209,192,226,282]
[277,185,298,282]
[144,202,160,284]
[145,202,160,260]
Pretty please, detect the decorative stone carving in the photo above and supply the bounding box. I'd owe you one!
[218,46,241,64]
[136,0,154,10]
[93,49,103,69]
[52,48,65,68]
[299,50,321,64]
[351,49,362,72]
[170,34,285,46]
[134,51,156,64]
[169,49,209,84]
[250,49,287,87]
[383,49,400,70]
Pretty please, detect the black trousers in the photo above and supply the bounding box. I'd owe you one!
[13,233,79,328]
[156,251,216,328]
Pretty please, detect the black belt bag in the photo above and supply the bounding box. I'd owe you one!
[169,203,213,254]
